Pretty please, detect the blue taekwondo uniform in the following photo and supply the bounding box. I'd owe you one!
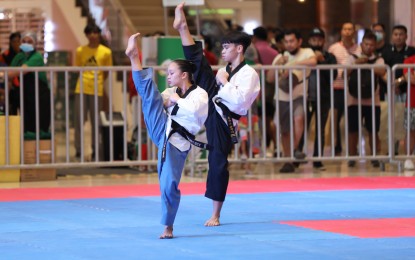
[132,68,209,225]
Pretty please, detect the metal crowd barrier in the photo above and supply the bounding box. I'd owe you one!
[0,63,410,173]
[391,64,415,170]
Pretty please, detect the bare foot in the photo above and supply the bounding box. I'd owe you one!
[204,216,220,227]
[159,226,174,239]
[173,2,188,31]
[125,32,141,58]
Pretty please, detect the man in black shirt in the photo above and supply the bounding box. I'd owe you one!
[298,28,337,170]
[381,25,415,87]
[372,23,391,101]
[381,25,415,155]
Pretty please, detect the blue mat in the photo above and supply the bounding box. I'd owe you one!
[1,189,415,259]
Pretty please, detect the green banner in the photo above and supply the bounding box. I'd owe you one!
[157,37,185,92]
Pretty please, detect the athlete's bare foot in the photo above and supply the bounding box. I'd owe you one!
[159,226,174,239]
[173,2,188,31]
[204,216,220,227]
[125,32,140,58]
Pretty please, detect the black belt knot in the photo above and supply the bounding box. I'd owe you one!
[161,119,212,162]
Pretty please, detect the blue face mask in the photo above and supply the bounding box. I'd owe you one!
[375,32,384,42]
[20,43,34,53]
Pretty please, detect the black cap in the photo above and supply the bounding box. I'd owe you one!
[309,27,325,38]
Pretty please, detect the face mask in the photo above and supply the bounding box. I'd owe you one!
[375,32,383,42]
[20,43,34,53]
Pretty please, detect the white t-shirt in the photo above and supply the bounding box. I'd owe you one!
[271,48,316,101]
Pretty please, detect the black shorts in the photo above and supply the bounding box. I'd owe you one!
[347,105,380,133]
[258,100,275,118]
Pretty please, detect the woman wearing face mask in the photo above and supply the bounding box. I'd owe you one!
[9,31,51,133]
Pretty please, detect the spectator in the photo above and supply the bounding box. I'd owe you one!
[202,35,218,66]
[346,32,385,168]
[274,28,285,53]
[253,26,279,65]
[266,26,280,51]
[267,29,317,173]
[372,23,390,101]
[328,22,361,155]
[1,32,21,66]
[74,24,113,159]
[9,31,51,133]
[253,26,279,152]
[298,27,337,170]
[0,32,21,115]
[372,23,390,55]
[381,25,415,155]
[402,54,415,170]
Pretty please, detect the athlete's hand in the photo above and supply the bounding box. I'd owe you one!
[169,92,181,103]
[216,70,229,86]
[125,33,140,58]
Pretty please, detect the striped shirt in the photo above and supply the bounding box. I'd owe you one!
[328,41,361,89]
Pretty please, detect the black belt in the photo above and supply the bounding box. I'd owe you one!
[162,119,212,162]
[214,98,242,144]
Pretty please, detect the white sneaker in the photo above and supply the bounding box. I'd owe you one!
[404,159,415,170]
[240,154,248,161]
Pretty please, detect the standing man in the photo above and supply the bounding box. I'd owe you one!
[267,29,317,173]
[346,32,385,167]
[74,24,113,160]
[174,2,260,227]
[298,28,337,170]
[372,23,390,101]
[252,26,279,153]
[328,22,360,155]
[381,25,415,158]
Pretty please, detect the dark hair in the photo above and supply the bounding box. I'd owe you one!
[253,26,268,41]
[173,59,196,83]
[342,22,355,30]
[84,24,101,34]
[372,23,385,31]
[283,29,302,40]
[393,24,407,34]
[362,31,377,42]
[9,32,21,42]
[221,31,252,54]
[203,35,214,51]
[274,28,285,42]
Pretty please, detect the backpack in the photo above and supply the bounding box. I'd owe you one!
[348,57,379,99]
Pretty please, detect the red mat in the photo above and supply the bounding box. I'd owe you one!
[1,176,415,202]
[281,218,415,238]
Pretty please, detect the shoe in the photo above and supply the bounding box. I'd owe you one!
[371,160,380,168]
[313,162,326,171]
[279,163,295,173]
[348,160,356,167]
[75,151,81,158]
[294,150,306,160]
[274,151,283,158]
[404,159,415,170]
[241,154,248,161]
[293,162,300,168]
[335,146,342,156]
